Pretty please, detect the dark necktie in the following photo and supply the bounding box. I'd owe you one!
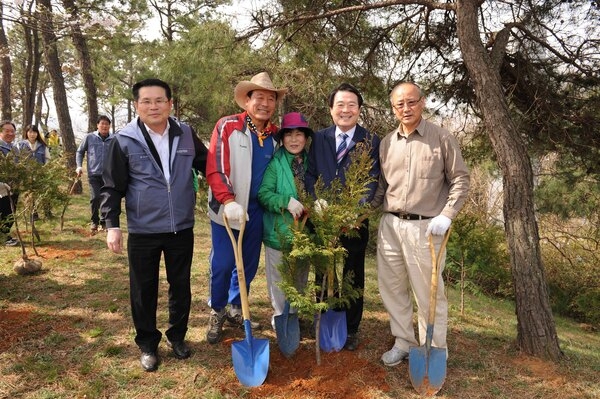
[336,133,348,164]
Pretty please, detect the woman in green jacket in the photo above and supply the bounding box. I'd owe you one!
[258,112,313,329]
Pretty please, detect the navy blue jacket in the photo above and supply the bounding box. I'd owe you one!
[305,124,380,202]
[18,141,48,164]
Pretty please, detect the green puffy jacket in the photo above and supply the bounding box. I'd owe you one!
[258,147,307,250]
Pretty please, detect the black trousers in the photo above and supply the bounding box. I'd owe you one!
[340,220,369,334]
[88,175,104,225]
[127,228,193,353]
[0,193,18,236]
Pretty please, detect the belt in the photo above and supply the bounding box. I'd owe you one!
[389,212,432,220]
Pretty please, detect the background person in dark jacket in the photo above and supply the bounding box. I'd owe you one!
[76,115,114,233]
[305,83,381,351]
[100,78,207,372]
[0,120,20,246]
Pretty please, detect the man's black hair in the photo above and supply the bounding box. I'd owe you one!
[327,83,364,108]
[97,115,111,124]
[132,78,172,100]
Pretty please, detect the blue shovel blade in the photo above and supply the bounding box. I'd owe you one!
[274,302,300,358]
[408,346,447,396]
[318,309,347,352]
[232,320,270,387]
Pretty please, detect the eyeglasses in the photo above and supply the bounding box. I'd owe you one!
[392,97,422,110]
[137,98,169,107]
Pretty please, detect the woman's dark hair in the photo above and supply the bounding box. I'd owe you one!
[23,124,47,145]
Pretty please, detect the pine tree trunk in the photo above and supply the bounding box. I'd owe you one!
[37,0,77,172]
[62,0,99,133]
[0,3,12,120]
[22,11,41,129]
[455,0,563,360]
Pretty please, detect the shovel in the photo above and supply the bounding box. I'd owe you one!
[273,213,307,357]
[224,215,269,387]
[274,301,300,358]
[409,229,451,396]
[318,254,347,352]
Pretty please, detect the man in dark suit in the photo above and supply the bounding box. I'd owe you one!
[305,83,381,351]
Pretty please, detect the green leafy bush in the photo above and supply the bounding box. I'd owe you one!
[445,213,512,298]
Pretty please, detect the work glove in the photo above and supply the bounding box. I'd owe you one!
[75,167,83,177]
[426,215,452,236]
[313,199,328,216]
[287,197,304,219]
[0,183,10,198]
[224,201,247,223]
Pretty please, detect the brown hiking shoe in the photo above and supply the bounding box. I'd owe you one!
[206,309,226,344]
[226,305,262,330]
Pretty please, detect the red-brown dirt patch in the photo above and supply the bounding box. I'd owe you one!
[37,247,93,260]
[213,338,391,399]
[511,354,566,388]
[0,307,34,352]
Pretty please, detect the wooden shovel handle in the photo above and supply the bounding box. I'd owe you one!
[293,212,308,231]
[223,215,251,322]
[427,228,451,326]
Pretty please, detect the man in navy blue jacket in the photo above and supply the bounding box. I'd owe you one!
[305,83,380,351]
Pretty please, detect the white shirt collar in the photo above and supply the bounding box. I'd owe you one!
[335,125,356,146]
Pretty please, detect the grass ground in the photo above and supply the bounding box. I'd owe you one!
[1,187,599,398]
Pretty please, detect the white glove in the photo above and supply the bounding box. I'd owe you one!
[313,199,328,216]
[75,167,83,177]
[287,197,304,219]
[224,201,247,223]
[0,183,10,198]
[426,215,452,236]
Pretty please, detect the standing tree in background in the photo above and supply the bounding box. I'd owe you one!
[0,2,12,120]
[148,0,231,119]
[62,0,99,133]
[18,0,42,130]
[37,0,77,171]
[454,0,560,359]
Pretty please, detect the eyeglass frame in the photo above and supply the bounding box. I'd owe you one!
[135,98,170,107]
[392,96,423,111]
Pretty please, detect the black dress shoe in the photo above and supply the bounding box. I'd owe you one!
[140,352,158,372]
[167,340,191,359]
[344,333,359,351]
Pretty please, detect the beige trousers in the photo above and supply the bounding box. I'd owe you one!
[264,246,309,319]
[377,213,448,353]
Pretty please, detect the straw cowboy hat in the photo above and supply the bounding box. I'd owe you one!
[234,72,288,110]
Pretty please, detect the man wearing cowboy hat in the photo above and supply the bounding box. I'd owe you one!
[205,71,287,344]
